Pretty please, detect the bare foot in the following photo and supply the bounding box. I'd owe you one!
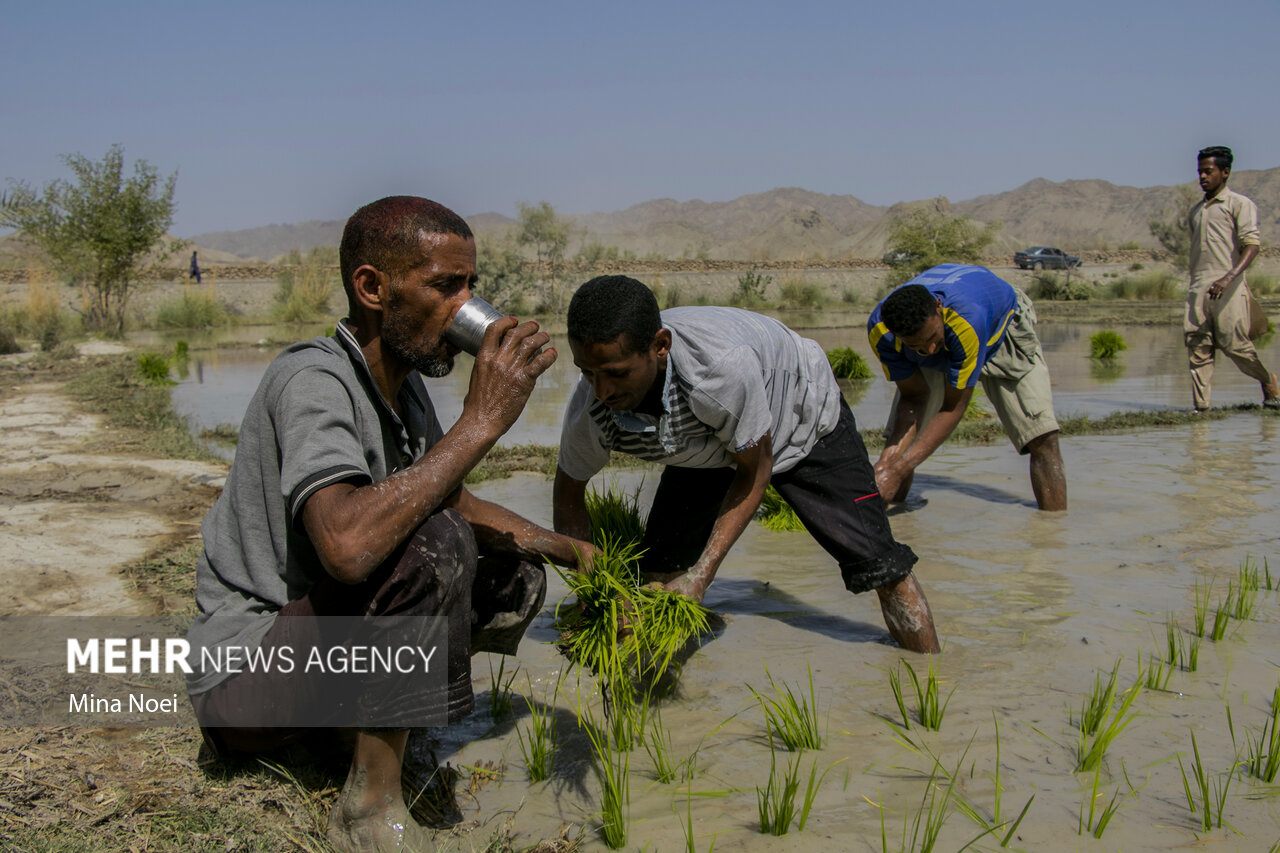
[327,785,431,853]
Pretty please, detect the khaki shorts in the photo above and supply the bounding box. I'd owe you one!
[886,290,1060,454]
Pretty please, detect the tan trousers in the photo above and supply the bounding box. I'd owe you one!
[1184,282,1272,410]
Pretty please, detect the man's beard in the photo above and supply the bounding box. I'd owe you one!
[382,297,453,377]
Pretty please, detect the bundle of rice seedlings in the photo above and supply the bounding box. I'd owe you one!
[757,485,806,532]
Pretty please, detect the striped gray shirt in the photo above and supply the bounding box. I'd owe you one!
[558,307,841,479]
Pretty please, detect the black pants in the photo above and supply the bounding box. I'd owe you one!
[191,509,545,755]
[639,401,917,594]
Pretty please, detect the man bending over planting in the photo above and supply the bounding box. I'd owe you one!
[867,263,1067,511]
[553,275,939,653]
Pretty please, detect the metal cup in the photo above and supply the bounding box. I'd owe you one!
[442,297,506,356]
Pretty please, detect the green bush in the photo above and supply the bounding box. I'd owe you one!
[732,267,772,308]
[1108,270,1180,300]
[1129,262,1144,271]
[778,277,825,309]
[826,347,873,380]
[136,352,173,384]
[275,249,337,322]
[155,288,227,328]
[1249,273,1277,296]
[1118,241,1142,251]
[1028,271,1092,301]
[0,317,21,355]
[1090,330,1128,360]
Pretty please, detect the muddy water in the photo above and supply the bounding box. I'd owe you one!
[167,319,1280,459]
[157,318,1280,848]
[442,416,1280,851]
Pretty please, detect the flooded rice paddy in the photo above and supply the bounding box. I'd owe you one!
[157,316,1280,850]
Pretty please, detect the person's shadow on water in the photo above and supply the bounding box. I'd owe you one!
[885,472,1036,515]
[704,578,889,645]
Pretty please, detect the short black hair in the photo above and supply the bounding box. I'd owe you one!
[881,284,938,337]
[1197,146,1234,171]
[339,196,473,312]
[566,275,661,355]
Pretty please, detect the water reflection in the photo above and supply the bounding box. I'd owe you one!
[161,315,1280,461]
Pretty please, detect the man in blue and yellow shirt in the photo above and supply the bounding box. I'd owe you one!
[867,263,1067,511]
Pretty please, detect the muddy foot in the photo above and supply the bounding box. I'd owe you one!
[326,795,432,853]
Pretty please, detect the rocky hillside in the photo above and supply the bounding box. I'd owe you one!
[185,167,1280,262]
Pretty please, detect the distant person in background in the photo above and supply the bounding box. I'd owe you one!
[867,263,1067,511]
[189,250,202,284]
[1184,145,1279,411]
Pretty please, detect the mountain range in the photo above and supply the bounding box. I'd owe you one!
[187,168,1280,263]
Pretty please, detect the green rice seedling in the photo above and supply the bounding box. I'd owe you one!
[880,756,973,853]
[1166,621,1200,672]
[826,346,873,380]
[1073,660,1121,736]
[1089,330,1128,360]
[1233,562,1260,620]
[585,485,647,553]
[644,703,681,783]
[1078,765,1125,839]
[889,656,955,732]
[1140,651,1172,691]
[1076,681,1140,772]
[581,709,630,849]
[516,676,558,782]
[554,536,643,683]
[1244,691,1280,783]
[631,585,713,681]
[1211,589,1234,641]
[756,740,802,836]
[757,485,806,532]
[797,758,841,832]
[1193,578,1212,638]
[1177,729,1231,831]
[1264,556,1275,591]
[749,664,824,751]
[952,716,1035,848]
[488,656,518,721]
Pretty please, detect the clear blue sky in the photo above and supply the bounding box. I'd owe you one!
[4,0,1278,237]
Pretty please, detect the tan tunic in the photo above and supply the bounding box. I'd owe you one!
[1188,186,1260,289]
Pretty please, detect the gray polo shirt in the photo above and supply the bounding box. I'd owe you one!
[186,322,443,695]
[558,306,841,481]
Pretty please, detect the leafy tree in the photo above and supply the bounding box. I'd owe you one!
[514,201,572,312]
[1,145,180,336]
[884,201,1001,287]
[475,236,535,313]
[1148,184,1199,271]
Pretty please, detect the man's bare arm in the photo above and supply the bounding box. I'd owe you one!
[662,434,774,602]
[302,318,554,584]
[552,467,593,544]
[875,372,972,502]
[454,486,592,570]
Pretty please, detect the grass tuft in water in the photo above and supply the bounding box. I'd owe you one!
[756,740,802,836]
[488,656,518,722]
[1176,729,1232,831]
[1078,765,1126,839]
[749,664,824,751]
[1243,686,1280,783]
[1076,681,1140,772]
[581,706,630,849]
[1073,660,1121,736]
[515,675,560,782]
[888,656,954,732]
[1193,578,1212,638]
[1139,651,1173,691]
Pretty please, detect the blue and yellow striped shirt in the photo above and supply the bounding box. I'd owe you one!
[867,264,1018,389]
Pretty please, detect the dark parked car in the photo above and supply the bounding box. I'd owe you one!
[1015,246,1081,270]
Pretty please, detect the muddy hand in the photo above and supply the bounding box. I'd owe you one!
[661,572,708,604]
[463,316,556,433]
[874,460,900,503]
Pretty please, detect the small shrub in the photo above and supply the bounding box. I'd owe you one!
[1129,262,1144,271]
[778,277,825,309]
[1250,273,1277,296]
[1118,241,1142,251]
[155,287,227,328]
[0,323,19,355]
[840,287,858,304]
[1028,271,1092,301]
[1108,270,1180,300]
[275,250,337,322]
[826,347,873,380]
[49,341,78,360]
[732,267,772,308]
[136,352,173,385]
[1090,330,1128,360]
